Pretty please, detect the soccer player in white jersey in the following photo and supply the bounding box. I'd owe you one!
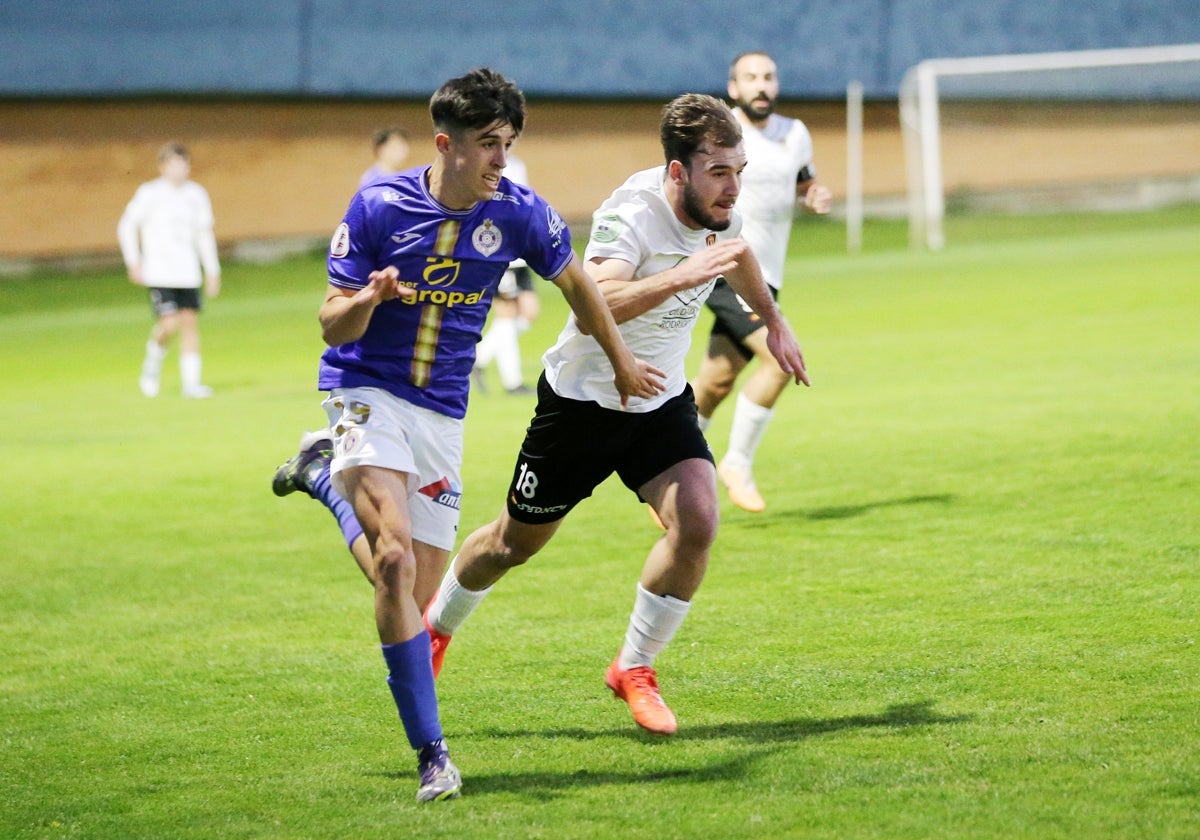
[118,142,221,399]
[273,68,663,803]
[423,94,810,736]
[691,51,832,512]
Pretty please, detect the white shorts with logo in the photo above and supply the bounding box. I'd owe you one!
[321,386,463,551]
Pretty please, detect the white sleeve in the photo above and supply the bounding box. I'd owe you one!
[194,187,220,276]
[116,186,147,267]
[583,204,644,268]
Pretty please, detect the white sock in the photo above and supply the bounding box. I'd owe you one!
[696,413,711,433]
[143,339,166,371]
[515,316,531,334]
[617,583,691,671]
[180,352,203,390]
[724,392,773,469]
[490,318,523,389]
[426,560,491,635]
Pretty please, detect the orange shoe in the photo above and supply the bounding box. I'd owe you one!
[605,659,677,735]
[717,460,766,513]
[423,613,452,679]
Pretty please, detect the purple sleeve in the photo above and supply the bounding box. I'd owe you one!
[518,194,574,280]
[327,192,379,289]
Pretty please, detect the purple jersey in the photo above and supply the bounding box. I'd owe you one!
[319,165,573,419]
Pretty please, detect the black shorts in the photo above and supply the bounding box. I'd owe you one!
[706,279,778,359]
[505,373,714,524]
[512,265,535,293]
[149,287,202,318]
[497,265,536,301]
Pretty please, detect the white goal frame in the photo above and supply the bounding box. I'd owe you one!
[899,43,1200,250]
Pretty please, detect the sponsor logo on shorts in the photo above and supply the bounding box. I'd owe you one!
[419,477,462,510]
[509,494,570,516]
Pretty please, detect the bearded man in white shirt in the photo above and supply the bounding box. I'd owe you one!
[691,51,832,512]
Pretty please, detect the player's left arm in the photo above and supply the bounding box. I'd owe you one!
[796,166,832,215]
[723,241,810,386]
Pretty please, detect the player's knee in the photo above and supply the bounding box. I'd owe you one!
[670,503,719,552]
[373,544,417,592]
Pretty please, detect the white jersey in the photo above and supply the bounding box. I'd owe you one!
[734,110,814,291]
[117,177,219,288]
[543,166,742,413]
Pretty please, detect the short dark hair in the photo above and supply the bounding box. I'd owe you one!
[659,93,742,168]
[371,126,410,151]
[429,68,526,137]
[729,51,773,80]
[157,141,189,163]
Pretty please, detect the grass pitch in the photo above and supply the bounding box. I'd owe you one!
[2,206,1197,838]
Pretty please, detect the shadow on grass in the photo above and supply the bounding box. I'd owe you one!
[742,493,955,525]
[397,701,973,799]
[445,753,763,799]
[465,699,970,744]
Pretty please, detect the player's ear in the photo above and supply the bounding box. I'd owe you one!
[434,132,452,153]
[667,159,687,184]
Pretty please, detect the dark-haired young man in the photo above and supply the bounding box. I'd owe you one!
[278,67,662,803]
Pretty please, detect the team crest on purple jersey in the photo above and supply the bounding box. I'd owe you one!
[471,219,502,256]
[318,167,574,420]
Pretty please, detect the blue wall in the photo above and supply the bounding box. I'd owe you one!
[2,0,1197,99]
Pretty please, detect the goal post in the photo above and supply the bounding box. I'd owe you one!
[900,43,1200,250]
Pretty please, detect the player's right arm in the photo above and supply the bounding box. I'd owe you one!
[589,239,742,324]
[551,255,665,406]
[117,187,147,285]
[319,266,415,347]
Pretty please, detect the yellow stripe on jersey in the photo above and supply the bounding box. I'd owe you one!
[410,304,443,388]
[434,221,460,257]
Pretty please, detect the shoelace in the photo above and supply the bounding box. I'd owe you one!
[417,741,449,783]
[624,668,666,706]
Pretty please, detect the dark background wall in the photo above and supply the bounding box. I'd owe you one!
[3,0,1198,99]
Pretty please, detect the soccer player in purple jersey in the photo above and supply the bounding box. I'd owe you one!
[271,68,663,803]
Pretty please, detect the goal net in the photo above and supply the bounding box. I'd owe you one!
[899,43,1200,249]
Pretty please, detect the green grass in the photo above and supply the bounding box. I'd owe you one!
[2,205,1198,838]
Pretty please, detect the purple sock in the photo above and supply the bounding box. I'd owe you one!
[381,633,443,749]
[309,465,364,548]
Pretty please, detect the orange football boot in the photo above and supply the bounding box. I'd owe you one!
[423,612,452,679]
[605,659,677,735]
[717,460,766,512]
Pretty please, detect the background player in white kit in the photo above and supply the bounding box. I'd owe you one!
[691,51,832,512]
[423,94,810,736]
[472,153,541,394]
[118,142,221,399]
